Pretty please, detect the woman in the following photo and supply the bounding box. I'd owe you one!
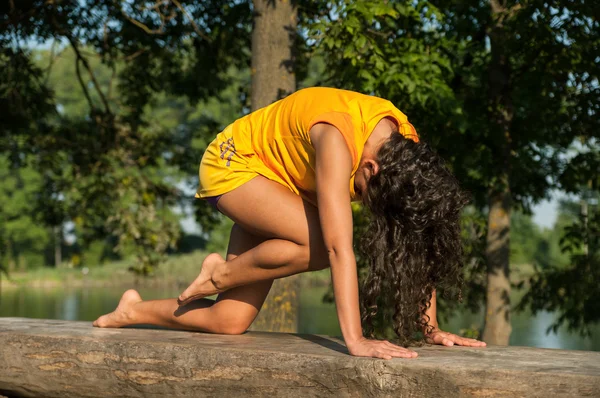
[94,87,486,359]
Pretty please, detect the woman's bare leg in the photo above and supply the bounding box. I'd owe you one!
[178,176,330,305]
[93,225,275,334]
[95,175,330,333]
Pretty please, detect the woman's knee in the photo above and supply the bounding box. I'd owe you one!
[217,322,250,335]
[295,243,330,272]
[210,310,255,335]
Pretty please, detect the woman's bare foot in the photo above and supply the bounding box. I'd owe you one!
[177,253,226,306]
[93,289,142,328]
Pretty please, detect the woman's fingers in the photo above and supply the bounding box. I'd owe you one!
[388,349,417,358]
[432,333,454,346]
[375,349,413,359]
[348,337,418,359]
[350,333,484,359]
[443,333,485,346]
[372,341,417,359]
[425,331,486,347]
[382,340,419,357]
[376,351,393,360]
[452,336,486,347]
[383,340,419,357]
[430,331,486,347]
[347,338,423,359]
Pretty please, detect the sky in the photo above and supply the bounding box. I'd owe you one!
[532,196,559,229]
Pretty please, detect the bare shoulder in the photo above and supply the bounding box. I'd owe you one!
[308,122,341,142]
[309,122,353,173]
[309,122,351,151]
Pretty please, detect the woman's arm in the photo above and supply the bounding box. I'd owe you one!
[424,289,439,330]
[310,123,417,359]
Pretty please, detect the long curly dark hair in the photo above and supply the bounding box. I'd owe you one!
[360,132,469,346]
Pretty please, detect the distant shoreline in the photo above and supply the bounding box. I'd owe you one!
[0,250,332,291]
[0,249,532,291]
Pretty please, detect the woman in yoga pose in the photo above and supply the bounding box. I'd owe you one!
[94,87,485,359]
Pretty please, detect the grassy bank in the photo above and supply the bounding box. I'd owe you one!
[2,251,207,289]
[1,250,333,290]
[0,250,534,291]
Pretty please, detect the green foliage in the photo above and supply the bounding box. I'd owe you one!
[519,196,600,336]
[305,0,455,115]
[510,211,541,265]
[307,0,599,337]
[429,0,599,208]
[0,155,51,271]
[79,239,111,267]
[508,210,568,268]
[1,1,252,274]
[4,250,211,288]
[2,0,598,338]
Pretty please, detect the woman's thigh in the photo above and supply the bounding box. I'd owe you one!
[217,175,326,257]
[207,177,329,332]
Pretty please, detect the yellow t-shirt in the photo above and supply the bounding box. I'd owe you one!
[196,87,419,205]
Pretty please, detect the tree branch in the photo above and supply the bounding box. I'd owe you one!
[118,0,210,41]
[44,39,62,84]
[490,0,523,25]
[107,65,117,103]
[123,49,147,61]
[118,0,173,35]
[74,56,95,113]
[121,11,167,35]
[67,36,112,114]
[171,0,211,41]
[489,0,505,15]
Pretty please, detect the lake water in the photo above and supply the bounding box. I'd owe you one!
[1,285,598,351]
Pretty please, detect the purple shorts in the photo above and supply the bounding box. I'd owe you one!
[205,195,223,211]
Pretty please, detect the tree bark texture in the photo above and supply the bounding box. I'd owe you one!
[3,318,600,398]
[482,189,512,344]
[249,0,298,332]
[482,1,514,345]
[251,0,297,111]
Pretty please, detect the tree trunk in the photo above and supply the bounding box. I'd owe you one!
[482,1,514,345]
[249,0,298,333]
[54,225,62,268]
[251,0,297,110]
[581,198,588,255]
[482,188,512,344]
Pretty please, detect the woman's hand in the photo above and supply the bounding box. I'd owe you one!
[347,336,418,359]
[425,327,486,347]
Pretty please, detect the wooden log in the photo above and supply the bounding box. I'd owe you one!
[0,318,599,397]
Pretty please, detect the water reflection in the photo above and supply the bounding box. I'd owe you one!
[299,286,600,351]
[63,292,78,321]
[0,285,598,351]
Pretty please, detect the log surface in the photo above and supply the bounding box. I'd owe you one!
[0,318,599,397]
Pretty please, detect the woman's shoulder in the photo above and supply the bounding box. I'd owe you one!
[286,86,366,102]
[289,87,398,116]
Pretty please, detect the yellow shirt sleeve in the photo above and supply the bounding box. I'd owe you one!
[388,108,420,143]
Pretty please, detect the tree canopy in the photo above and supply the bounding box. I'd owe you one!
[1,0,598,339]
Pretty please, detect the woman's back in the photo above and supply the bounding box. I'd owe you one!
[228,87,418,203]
